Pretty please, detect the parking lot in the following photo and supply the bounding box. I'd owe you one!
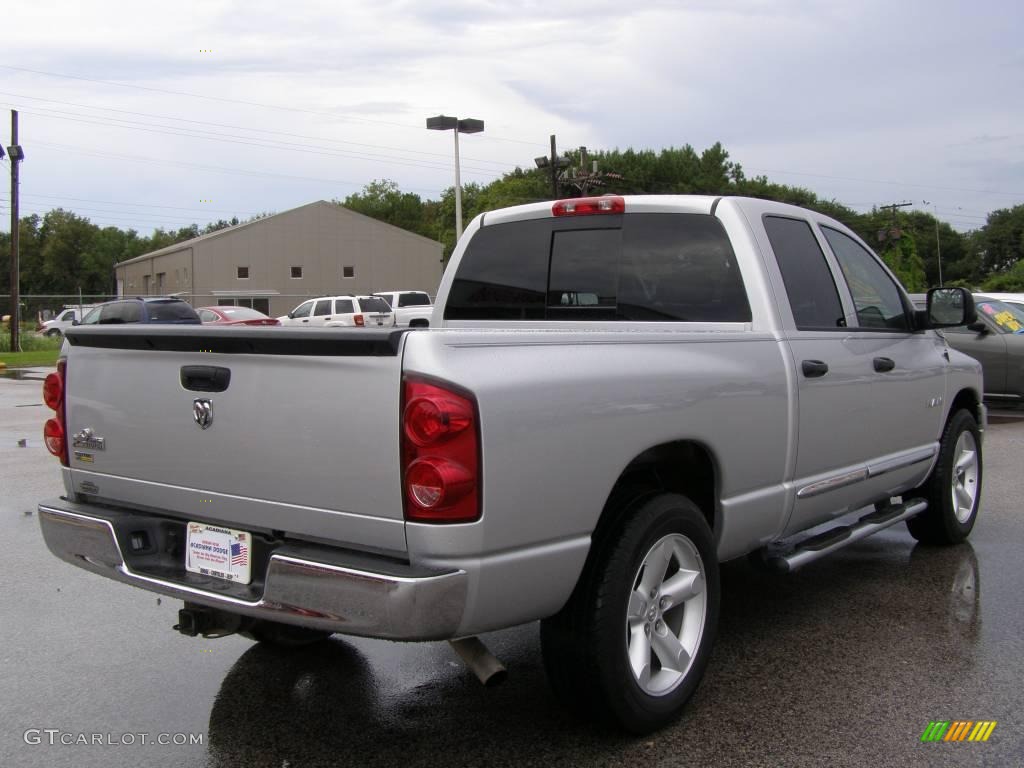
[1,367,1022,768]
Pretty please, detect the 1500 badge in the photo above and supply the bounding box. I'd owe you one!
[72,428,105,451]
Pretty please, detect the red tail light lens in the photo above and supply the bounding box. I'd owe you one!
[44,418,65,457]
[43,372,63,410]
[552,196,625,217]
[401,376,480,523]
[354,315,365,327]
[42,358,69,466]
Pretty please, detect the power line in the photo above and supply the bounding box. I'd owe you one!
[19,192,264,216]
[745,166,1024,199]
[0,90,513,168]
[4,105,507,177]
[32,140,451,195]
[0,64,545,147]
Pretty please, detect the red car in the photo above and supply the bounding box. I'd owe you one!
[196,306,281,326]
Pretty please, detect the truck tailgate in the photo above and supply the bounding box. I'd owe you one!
[61,326,409,555]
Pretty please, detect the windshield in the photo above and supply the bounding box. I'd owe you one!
[977,300,1024,334]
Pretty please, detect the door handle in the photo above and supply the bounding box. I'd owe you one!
[180,366,231,393]
[301,319,309,323]
[801,360,829,378]
[873,357,896,372]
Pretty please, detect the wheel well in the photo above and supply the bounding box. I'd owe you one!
[597,441,718,540]
[949,389,982,426]
[409,318,429,328]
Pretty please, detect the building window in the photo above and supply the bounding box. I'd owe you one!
[237,266,249,279]
[142,275,151,294]
[291,266,303,279]
[343,266,355,278]
[156,272,166,293]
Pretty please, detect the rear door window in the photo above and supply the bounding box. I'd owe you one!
[446,213,750,322]
[313,299,332,317]
[764,216,846,330]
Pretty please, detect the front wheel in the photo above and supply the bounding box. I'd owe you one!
[907,409,982,544]
[541,493,719,733]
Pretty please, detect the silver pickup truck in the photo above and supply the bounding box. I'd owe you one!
[37,195,983,733]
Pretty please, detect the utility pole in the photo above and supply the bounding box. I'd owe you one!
[8,110,24,354]
[548,135,558,198]
[877,201,912,252]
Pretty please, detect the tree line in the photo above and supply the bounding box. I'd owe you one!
[3,142,1023,315]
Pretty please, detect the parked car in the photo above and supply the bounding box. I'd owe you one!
[197,306,280,326]
[978,292,1024,313]
[277,295,394,327]
[374,290,433,327]
[79,297,202,325]
[943,296,1024,403]
[37,308,85,338]
[38,196,982,734]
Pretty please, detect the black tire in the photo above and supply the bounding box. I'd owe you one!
[44,329,62,338]
[907,409,982,545]
[541,493,719,734]
[239,619,332,648]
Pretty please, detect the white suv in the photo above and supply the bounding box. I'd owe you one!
[278,295,395,328]
[374,290,433,327]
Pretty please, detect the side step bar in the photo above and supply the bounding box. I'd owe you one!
[767,498,928,573]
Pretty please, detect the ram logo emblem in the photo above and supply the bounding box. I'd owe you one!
[193,399,214,430]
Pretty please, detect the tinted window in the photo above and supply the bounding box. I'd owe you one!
[334,299,354,314]
[822,227,909,331]
[357,297,391,313]
[99,301,142,324]
[548,229,620,319]
[764,216,845,330]
[291,301,313,318]
[146,301,200,322]
[446,218,550,320]
[446,214,749,322]
[313,299,332,316]
[398,292,431,308]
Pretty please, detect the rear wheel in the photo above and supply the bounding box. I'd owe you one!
[907,409,982,544]
[541,493,719,733]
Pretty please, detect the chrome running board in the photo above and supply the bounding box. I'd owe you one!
[767,498,928,573]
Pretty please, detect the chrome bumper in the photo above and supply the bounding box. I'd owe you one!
[37,498,467,640]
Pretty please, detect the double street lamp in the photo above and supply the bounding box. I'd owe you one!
[425,115,484,241]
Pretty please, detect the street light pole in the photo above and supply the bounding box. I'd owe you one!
[923,200,943,287]
[426,115,484,242]
[7,110,25,354]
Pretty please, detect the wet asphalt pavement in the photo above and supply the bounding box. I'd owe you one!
[1,366,1022,767]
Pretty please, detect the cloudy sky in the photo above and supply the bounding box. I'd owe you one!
[1,0,1021,234]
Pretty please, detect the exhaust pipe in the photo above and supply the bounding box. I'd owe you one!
[449,637,507,687]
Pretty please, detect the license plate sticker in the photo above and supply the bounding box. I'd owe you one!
[185,522,252,585]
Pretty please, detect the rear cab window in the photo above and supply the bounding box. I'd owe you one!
[146,301,200,323]
[398,292,431,308]
[445,213,750,323]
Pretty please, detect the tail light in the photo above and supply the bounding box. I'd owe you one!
[354,314,365,327]
[401,376,480,523]
[42,358,69,465]
[552,196,625,217]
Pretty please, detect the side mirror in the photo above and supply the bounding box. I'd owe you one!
[966,321,989,334]
[924,287,976,329]
[71,319,80,326]
[287,312,295,319]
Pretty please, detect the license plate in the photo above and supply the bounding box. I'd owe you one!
[185,522,252,585]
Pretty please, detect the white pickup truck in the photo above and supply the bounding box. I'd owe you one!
[37,195,983,733]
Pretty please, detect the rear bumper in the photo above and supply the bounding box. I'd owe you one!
[37,498,467,641]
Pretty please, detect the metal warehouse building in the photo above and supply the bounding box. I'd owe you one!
[114,200,443,317]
